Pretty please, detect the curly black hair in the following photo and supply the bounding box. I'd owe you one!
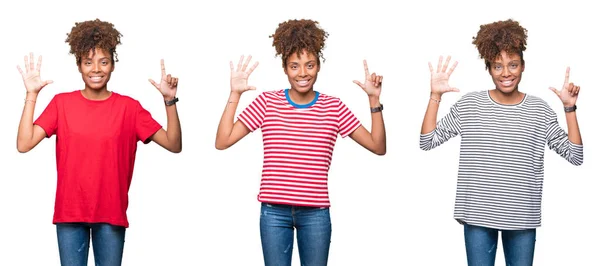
[270,19,328,67]
[65,19,122,64]
[472,19,528,70]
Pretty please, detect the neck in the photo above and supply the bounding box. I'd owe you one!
[288,88,316,105]
[81,87,111,100]
[490,88,524,105]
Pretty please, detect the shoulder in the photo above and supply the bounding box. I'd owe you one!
[459,90,487,102]
[316,92,342,105]
[523,93,555,115]
[111,92,142,106]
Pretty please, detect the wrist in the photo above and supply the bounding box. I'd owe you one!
[229,92,242,102]
[564,105,577,113]
[430,92,442,100]
[26,92,39,100]
[368,95,380,106]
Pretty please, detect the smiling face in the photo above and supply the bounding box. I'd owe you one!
[284,49,320,94]
[489,50,525,94]
[78,48,114,91]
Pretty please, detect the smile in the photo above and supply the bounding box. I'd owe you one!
[296,79,311,86]
[500,79,515,86]
[89,76,104,82]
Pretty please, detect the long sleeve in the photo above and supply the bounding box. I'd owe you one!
[545,109,583,165]
[420,102,461,151]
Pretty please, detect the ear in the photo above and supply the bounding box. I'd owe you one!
[111,63,115,72]
[522,60,525,72]
[78,63,82,73]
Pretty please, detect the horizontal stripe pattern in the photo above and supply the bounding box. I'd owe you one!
[239,90,361,207]
[421,90,583,230]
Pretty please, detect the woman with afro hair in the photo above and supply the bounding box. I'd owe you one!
[420,19,583,265]
[215,19,386,265]
[16,19,182,265]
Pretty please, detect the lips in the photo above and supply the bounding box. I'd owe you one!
[296,79,310,86]
[500,79,514,87]
[89,76,104,82]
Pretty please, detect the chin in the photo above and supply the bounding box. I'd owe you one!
[292,86,313,94]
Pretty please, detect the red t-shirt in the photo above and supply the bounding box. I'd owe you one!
[34,91,162,227]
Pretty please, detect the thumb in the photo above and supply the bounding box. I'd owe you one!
[247,86,256,91]
[353,80,364,88]
[40,80,53,89]
[548,87,559,96]
[449,87,460,92]
[149,79,159,89]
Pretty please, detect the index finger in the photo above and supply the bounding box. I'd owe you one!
[563,66,570,86]
[363,60,370,77]
[161,59,166,76]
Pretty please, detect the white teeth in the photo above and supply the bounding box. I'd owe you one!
[90,77,102,82]
[297,80,309,86]
[501,80,513,86]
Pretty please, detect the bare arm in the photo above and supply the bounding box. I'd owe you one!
[149,103,182,153]
[16,53,52,153]
[148,59,182,153]
[349,95,386,155]
[549,67,582,145]
[349,60,386,155]
[215,55,258,150]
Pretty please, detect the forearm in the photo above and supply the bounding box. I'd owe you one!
[420,93,441,134]
[215,92,241,149]
[17,92,39,152]
[163,102,182,152]
[369,96,386,154]
[565,111,582,145]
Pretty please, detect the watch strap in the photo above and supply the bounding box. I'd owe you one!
[165,97,179,106]
[564,105,577,113]
[370,104,383,113]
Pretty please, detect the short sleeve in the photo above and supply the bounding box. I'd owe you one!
[135,101,162,144]
[238,93,268,132]
[337,99,361,138]
[34,96,58,138]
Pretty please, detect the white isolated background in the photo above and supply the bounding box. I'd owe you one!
[0,0,597,265]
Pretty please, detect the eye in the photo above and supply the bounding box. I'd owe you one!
[494,65,502,71]
[510,63,518,69]
[307,64,314,69]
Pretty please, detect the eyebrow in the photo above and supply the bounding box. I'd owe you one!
[83,57,111,60]
[288,60,317,65]
[493,60,520,65]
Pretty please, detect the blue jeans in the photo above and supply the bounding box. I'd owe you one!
[260,203,332,266]
[56,223,126,266]
[464,223,536,266]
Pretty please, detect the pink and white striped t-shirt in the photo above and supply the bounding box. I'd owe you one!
[238,89,361,207]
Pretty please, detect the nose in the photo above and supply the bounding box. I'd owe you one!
[299,66,307,77]
[501,66,510,77]
[92,62,100,72]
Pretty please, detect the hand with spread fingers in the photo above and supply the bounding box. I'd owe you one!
[353,60,382,97]
[230,55,259,94]
[149,59,178,100]
[17,52,53,94]
[429,56,459,97]
[549,67,580,107]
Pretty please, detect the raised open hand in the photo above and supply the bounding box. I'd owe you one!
[353,60,382,97]
[230,55,259,94]
[429,56,459,96]
[17,52,53,94]
[149,59,178,100]
[549,67,579,107]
